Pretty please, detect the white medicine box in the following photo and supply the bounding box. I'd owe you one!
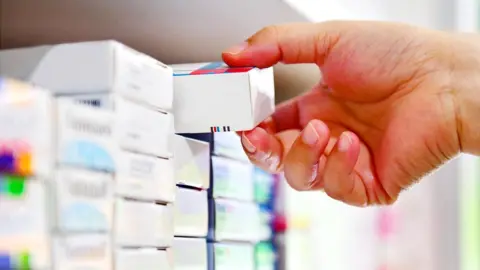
[0,40,173,111]
[68,94,174,159]
[0,78,118,176]
[173,135,210,189]
[52,234,112,270]
[0,78,54,178]
[172,62,275,133]
[115,150,175,203]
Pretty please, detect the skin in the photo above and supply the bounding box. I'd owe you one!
[221,21,480,207]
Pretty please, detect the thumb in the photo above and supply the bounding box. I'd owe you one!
[222,21,346,68]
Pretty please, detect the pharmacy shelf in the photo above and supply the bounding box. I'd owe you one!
[0,0,320,102]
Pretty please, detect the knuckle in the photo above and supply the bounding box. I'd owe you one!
[248,25,280,44]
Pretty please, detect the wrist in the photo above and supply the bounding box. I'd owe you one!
[451,33,480,154]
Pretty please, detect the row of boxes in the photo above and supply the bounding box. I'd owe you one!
[0,80,209,270]
[0,78,170,269]
[0,39,276,270]
[0,82,277,270]
[0,40,275,134]
[207,132,279,270]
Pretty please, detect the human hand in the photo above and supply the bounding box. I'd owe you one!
[222,21,480,206]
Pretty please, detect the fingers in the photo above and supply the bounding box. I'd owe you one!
[283,120,330,190]
[259,89,325,134]
[222,21,345,68]
[240,127,283,172]
[240,127,299,173]
[323,131,368,206]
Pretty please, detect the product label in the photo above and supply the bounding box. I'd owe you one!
[77,99,103,108]
[66,112,112,137]
[56,169,113,232]
[67,180,108,198]
[116,151,174,202]
[129,158,155,180]
[54,234,112,269]
[63,239,107,259]
[58,102,116,172]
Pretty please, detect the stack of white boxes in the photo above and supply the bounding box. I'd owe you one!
[0,41,176,269]
[0,78,117,269]
[0,43,277,270]
[208,132,262,270]
[171,135,211,270]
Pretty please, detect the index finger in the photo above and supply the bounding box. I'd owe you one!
[222,21,344,68]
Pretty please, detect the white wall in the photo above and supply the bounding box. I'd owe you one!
[286,0,456,29]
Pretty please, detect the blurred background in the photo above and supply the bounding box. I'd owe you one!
[275,1,480,270]
[1,0,480,270]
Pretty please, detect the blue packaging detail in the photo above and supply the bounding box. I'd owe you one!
[0,254,10,270]
[253,167,276,209]
[77,98,103,108]
[61,141,115,172]
[207,197,216,241]
[0,154,15,174]
[61,203,108,232]
[258,205,274,241]
[207,243,215,270]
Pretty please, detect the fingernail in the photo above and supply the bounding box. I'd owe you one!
[338,132,352,152]
[224,42,249,55]
[241,132,256,153]
[253,150,271,163]
[302,123,320,146]
[266,154,280,172]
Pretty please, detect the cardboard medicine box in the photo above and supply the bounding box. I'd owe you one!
[51,167,114,233]
[114,199,174,248]
[0,40,173,111]
[174,187,208,237]
[52,234,112,270]
[115,150,175,203]
[172,238,207,270]
[56,99,117,172]
[0,78,54,178]
[69,94,174,158]
[0,180,51,270]
[172,62,275,133]
[173,135,210,189]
